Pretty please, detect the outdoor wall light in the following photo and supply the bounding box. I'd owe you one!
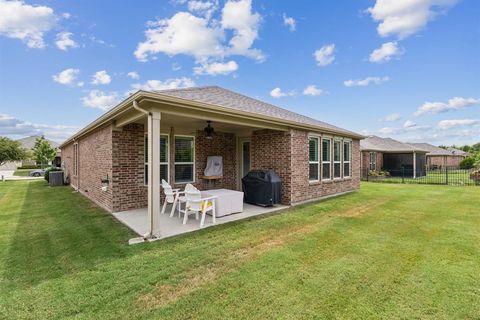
[204,120,214,139]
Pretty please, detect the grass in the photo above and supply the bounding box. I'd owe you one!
[12,169,32,177]
[0,180,479,319]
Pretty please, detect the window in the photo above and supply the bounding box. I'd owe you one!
[369,152,377,171]
[343,141,351,177]
[73,143,78,176]
[144,135,169,185]
[333,140,341,179]
[175,136,195,183]
[322,138,331,180]
[309,137,319,181]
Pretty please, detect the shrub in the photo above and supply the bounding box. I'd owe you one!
[17,165,41,170]
[460,157,475,169]
[44,167,61,182]
[470,169,480,185]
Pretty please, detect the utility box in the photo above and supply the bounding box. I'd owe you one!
[49,171,64,187]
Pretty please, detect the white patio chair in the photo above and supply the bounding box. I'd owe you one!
[170,183,195,218]
[179,184,217,227]
[161,179,183,216]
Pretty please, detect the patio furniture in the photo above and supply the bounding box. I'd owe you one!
[200,189,244,217]
[179,184,217,227]
[161,179,183,216]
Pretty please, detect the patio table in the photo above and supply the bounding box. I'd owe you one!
[201,189,244,217]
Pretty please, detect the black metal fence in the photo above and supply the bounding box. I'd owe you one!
[362,167,480,186]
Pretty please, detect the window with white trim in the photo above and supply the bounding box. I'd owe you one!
[73,143,78,176]
[144,135,169,185]
[369,152,377,171]
[333,139,342,179]
[309,137,319,181]
[343,141,351,177]
[174,136,195,183]
[322,138,331,180]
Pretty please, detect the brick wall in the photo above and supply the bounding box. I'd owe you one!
[251,130,292,205]
[194,130,237,190]
[112,123,147,212]
[427,155,464,168]
[361,151,383,174]
[62,124,114,211]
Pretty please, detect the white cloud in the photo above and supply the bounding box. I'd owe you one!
[55,31,78,51]
[172,63,182,71]
[367,0,458,39]
[378,120,431,135]
[437,119,480,130]
[82,90,118,111]
[270,87,295,98]
[134,0,263,64]
[61,12,71,19]
[314,44,335,66]
[0,0,57,48]
[193,60,238,75]
[187,0,218,19]
[130,77,195,92]
[127,71,140,80]
[369,42,403,63]
[414,97,480,116]
[91,70,112,85]
[282,13,296,31]
[302,85,324,96]
[0,113,80,141]
[52,68,80,85]
[380,113,402,122]
[344,76,389,87]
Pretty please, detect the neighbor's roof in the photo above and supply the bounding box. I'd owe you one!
[447,147,470,156]
[360,136,427,153]
[409,143,466,156]
[16,135,59,149]
[155,86,361,137]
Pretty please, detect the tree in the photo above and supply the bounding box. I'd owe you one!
[32,136,57,168]
[0,137,27,166]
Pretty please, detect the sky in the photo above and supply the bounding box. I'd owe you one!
[0,0,479,145]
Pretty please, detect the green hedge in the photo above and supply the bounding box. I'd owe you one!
[17,165,41,170]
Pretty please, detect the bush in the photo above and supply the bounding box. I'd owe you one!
[470,169,480,185]
[460,157,475,169]
[17,165,41,169]
[44,167,61,182]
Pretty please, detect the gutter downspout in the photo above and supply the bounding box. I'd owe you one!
[133,101,156,239]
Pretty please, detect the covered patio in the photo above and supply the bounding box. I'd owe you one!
[114,203,289,243]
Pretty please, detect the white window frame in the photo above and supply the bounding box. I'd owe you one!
[144,134,169,186]
[322,137,332,181]
[333,139,342,180]
[343,140,351,178]
[308,136,320,182]
[369,152,377,171]
[174,135,195,184]
[73,142,79,176]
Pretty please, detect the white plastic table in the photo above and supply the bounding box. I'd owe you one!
[201,189,244,217]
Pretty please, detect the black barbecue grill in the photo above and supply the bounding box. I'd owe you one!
[242,170,282,206]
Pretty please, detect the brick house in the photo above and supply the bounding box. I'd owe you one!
[360,136,428,178]
[409,143,469,169]
[60,86,363,238]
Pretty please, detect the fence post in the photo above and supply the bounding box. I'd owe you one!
[445,166,448,185]
[402,167,405,183]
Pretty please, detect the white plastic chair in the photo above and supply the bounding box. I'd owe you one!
[161,179,183,216]
[179,184,217,227]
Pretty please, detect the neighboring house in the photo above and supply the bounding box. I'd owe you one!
[0,135,61,170]
[60,86,363,237]
[409,143,469,169]
[360,136,428,178]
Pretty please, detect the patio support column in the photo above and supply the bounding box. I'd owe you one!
[147,111,161,238]
[413,152,417,179]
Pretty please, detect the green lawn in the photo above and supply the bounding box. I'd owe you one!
[12,169,32,177]
[0,181,479,319]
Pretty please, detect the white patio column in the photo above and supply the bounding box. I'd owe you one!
[147,111,161,238]
[413,151,417,179]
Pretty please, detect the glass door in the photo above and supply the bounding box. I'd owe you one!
[242,140,251,178]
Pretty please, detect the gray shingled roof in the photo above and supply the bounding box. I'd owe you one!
[447,147,470,156]
[154,86,361,137]
[409,143,463,156]
[360,136,427,153]
[16,135,59,149]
